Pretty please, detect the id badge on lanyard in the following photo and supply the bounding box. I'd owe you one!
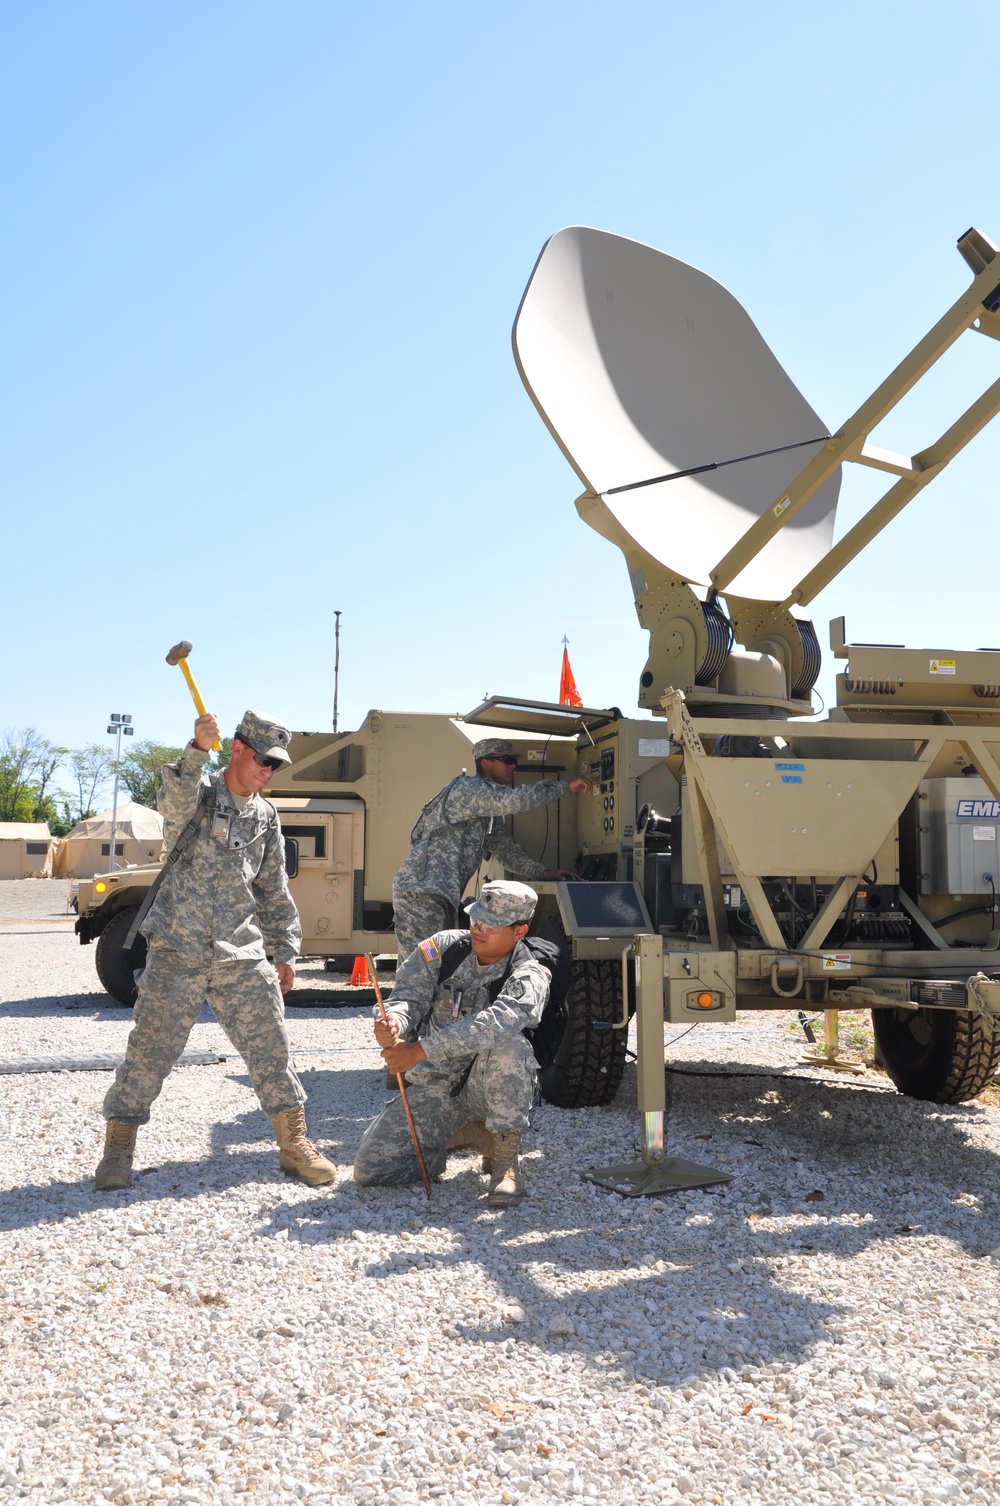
[212,811,233,844]
[449,986,463,1020]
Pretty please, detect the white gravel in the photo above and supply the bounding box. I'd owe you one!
[1,879,999,1505]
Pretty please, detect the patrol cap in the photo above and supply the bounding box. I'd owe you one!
[234,709,293,765]
[473,737,518,762]
[465,879,537,928]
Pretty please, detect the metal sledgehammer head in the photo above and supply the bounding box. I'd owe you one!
[165,639,220,750]
[165,639,194,666]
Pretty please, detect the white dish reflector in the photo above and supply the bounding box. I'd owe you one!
[513,227,840,600]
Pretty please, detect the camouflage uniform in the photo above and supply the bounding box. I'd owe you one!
[353,927,549,1186]
[103,724,304,1127]
[392,738,572,959]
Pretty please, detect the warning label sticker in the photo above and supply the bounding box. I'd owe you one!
[973,826,997,841]
[929,658,956,675]
[822,953,853,971]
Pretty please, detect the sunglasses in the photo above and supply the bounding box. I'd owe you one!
[252,752,284,771]
[493,755,519,766]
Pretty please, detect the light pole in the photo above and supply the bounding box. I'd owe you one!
[106,713,134,872]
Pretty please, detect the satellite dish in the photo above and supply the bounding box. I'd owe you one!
[513,227,840,600]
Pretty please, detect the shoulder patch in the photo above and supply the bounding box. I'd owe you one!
[419,938,441,963]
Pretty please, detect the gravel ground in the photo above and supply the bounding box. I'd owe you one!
[1,880,1000,1505]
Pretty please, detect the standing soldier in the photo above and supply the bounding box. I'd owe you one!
[391,737,592,959]
[94,709,336,1192]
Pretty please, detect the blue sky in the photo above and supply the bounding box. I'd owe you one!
[4,1,999,787]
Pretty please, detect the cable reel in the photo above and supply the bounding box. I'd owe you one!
[790,618,822,700]
[697,599,735,685]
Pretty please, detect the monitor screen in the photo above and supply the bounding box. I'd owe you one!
[560,881,650,934]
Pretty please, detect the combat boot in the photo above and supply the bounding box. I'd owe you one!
[94,1121,138,1192]
[271,1108,336,1186]
[445,1119,494,1173]
[486,1132,524,1208]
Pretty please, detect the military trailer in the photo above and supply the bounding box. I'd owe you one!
[498,221,1000,1192]
[78,222,1000,1195]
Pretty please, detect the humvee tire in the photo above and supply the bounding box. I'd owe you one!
[872,1006,1000,1103]
[539,958,627,1108]
[94,907,147,1007]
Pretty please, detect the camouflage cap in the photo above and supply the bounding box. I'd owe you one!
[465,879,537,928]
[235,709,292,765]
[473,737,517,762]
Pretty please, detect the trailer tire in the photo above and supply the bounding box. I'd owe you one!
[871,1005,1000,1103]
[94,907,147,1007]
[539,958,627,1108]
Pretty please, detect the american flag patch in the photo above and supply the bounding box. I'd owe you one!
[418,938,441,963]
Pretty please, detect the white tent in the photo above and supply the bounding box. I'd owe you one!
[53,802,164,879]
[0,822,54,879]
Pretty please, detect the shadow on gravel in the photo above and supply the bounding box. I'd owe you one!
[0,1075,380,1227]
[0,994,123,1016]
[0,994,377,1018]
[260,1169,849,1389]
[242,1060,1000,1388]
[4,1053,1000,1396]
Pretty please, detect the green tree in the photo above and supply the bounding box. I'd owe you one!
[35,793,75,838]
[65,743,114,823]
[0,729,66,823]
[119,740,185,809]
[209,736,234,771]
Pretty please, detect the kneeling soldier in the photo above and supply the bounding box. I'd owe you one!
[353,880,547,1207]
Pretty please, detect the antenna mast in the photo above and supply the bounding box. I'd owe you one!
[333,610,342,732]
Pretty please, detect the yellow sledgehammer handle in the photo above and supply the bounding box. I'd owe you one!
[169,649,221,751]
[177,656,207,716]
[179,659,221,751]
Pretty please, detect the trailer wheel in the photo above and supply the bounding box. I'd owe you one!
[872,1006,1000,1103]
[94,907,147,1007]
[539,959,627,1108]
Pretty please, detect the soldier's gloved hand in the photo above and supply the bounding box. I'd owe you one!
[543,867,581,881]
[382,1040,428,1073]
[569,776,593,794]
[276,963,295,994]
[194,713,221,752]
[374,1016,400,1049]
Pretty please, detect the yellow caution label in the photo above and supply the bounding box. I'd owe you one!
[773,496,791,518]
[929,658,956,675]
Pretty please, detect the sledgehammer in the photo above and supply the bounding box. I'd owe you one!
[165,639,221,751]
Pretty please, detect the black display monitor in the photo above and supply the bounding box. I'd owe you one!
[557,881,652,937]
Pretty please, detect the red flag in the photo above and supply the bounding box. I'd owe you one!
[559,643,583,707]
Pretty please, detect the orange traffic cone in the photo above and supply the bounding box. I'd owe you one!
[349,955,371,986]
